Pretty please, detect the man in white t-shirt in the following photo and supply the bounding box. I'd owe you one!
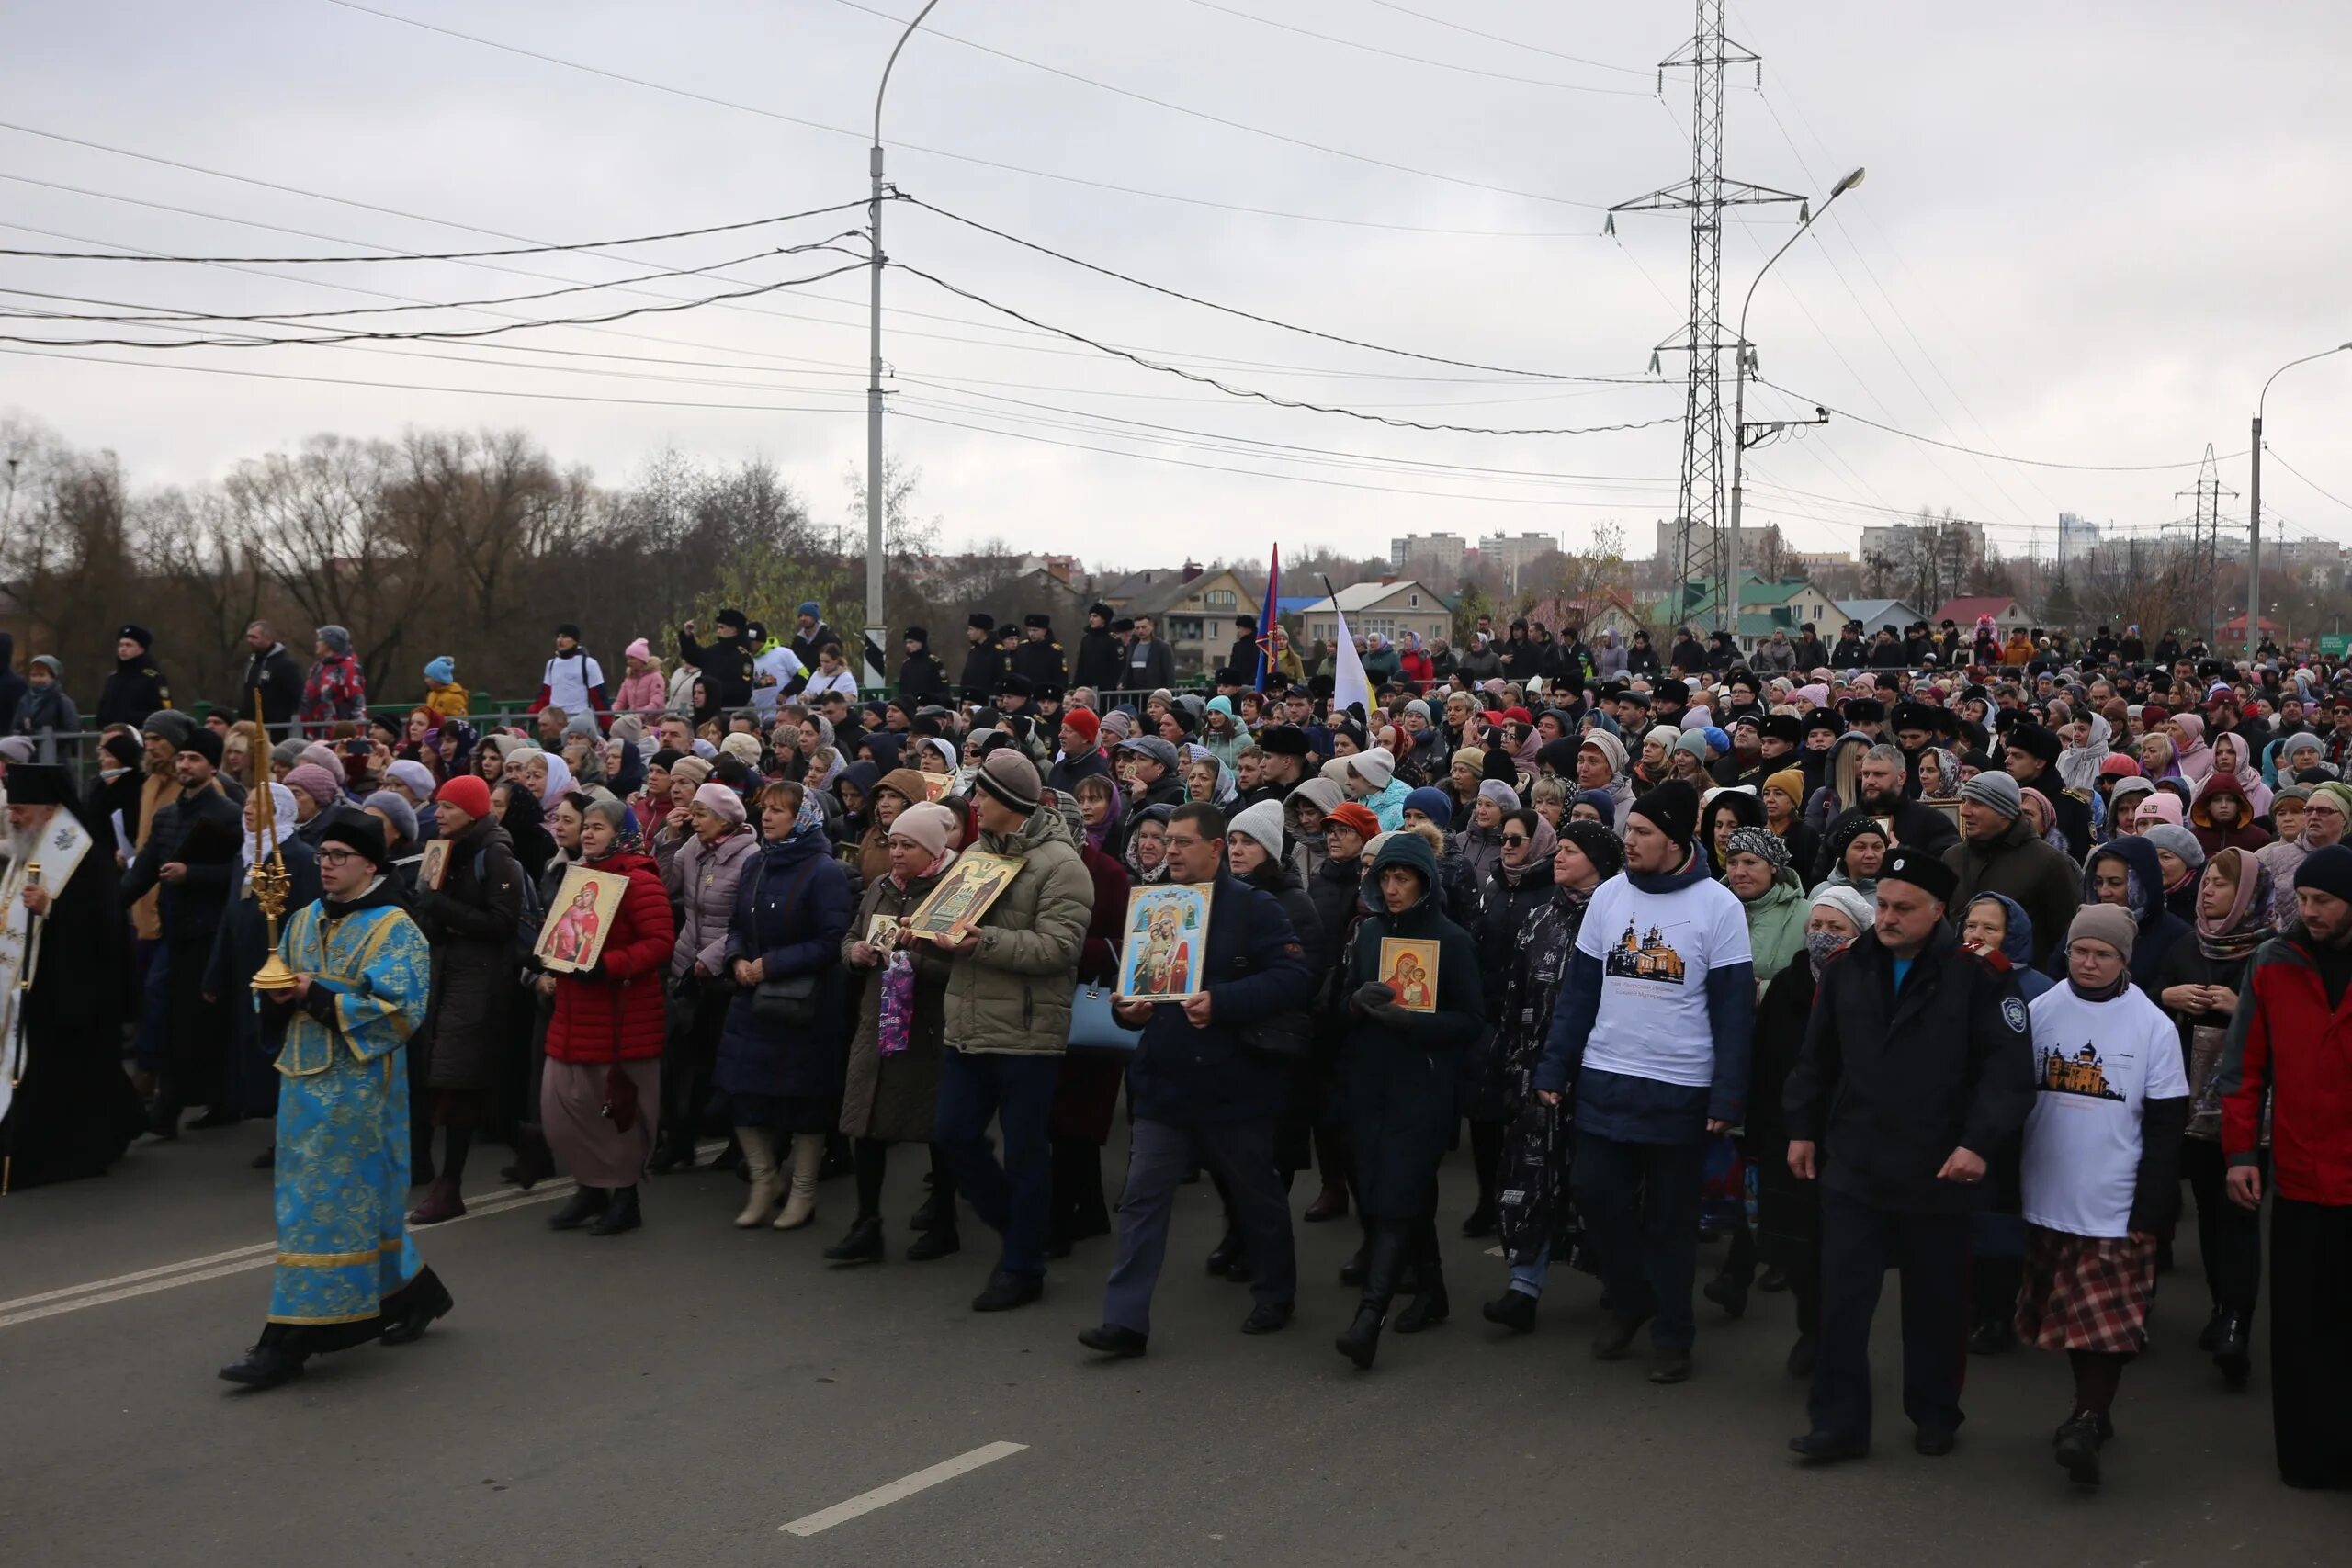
[2015,903,2189,1488]
[529,624,608,728]
[1534,778,1751,1386]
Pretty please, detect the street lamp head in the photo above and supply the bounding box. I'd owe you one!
[1831,167,1867,197]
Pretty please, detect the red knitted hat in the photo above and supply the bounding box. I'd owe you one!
[435,774,492,819]
[1062,706,1100,745]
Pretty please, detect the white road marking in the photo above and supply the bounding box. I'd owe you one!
[0,1141,739,1330]
[779,1441,1029,1537]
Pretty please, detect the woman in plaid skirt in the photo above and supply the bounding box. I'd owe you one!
[2017,904,2191,1487]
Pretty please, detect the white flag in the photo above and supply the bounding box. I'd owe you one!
[1331,602,1372,722]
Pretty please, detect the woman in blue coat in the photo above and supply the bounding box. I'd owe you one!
[1335,832,1484,1371]
[718,779,854,1232]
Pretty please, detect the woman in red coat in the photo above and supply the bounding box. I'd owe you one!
[540,796,676,1235]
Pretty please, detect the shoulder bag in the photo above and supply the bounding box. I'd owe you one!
[748,857,824,1030]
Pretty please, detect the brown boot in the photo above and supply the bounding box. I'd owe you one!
[406,1178,467,1226]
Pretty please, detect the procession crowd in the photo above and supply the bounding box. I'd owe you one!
[3,601,2350,1498]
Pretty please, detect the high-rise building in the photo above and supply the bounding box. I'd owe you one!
[1389,532,1466,576]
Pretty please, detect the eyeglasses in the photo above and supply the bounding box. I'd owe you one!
[317,848,362,866]
[1163,835,1210,852]
[1500,833,1531,847]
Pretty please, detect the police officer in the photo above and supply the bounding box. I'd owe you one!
[1012,614,1068,694]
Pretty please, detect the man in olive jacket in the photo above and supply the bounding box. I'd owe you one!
[1783,849,2034,1463]
[934,750,1095,1313]
[1079,803,1311,1357]
[1940,770,2080,967]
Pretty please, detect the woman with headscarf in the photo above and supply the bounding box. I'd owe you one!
[718,781,854,1231]
[1283,776,1344,882]
[1738,882,1871,1375]
[831,760,882,857]
[1458,807,1558,1241]
[1071,771,1125,859]
[1182,746,1239,808]
[830,801,964,1264]
[2057,712,2114,794]
[492,778,557,885]
[1457,779,1521,886]
[1951,890,2048,1355]
[1303,800,1381,1227]
[1813,815,1887,898]
[535,797,673,1236]
[2208,732,2271,821]
[1122,803,1174,886]
[1698,787,1763,879]
[2154,846,2272,1388]
[1480,817,1621,1333]
[2169,713,2215,786]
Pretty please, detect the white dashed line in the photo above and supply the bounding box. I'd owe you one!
[780,1441,1030,1536]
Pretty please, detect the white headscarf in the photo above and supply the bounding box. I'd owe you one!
[241,784,301,871]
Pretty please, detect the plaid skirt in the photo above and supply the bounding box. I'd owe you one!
[2015,1225,2156,1353]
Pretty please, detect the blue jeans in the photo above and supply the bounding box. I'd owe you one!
[1570,1131,1706,1353]
[934,1050,1060,1280]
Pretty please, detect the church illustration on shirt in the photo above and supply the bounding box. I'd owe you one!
[1605,919,1687,984]
[2039,1041,2125,1102]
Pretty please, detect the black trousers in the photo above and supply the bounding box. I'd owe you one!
[2185,1139,2266,1315]
[1810,1189,1971,1443]
[2269,1196,2352,1489]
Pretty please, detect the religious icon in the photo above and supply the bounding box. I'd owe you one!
[1378,937,1441,1013]
[419,839,452,893]
[1115,884,1212,999]
[922,773,953,802]
[533,866,628,973]
[1920,796,1963,833]
[905,851,1023,943]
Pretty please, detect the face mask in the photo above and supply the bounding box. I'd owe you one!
[1804,930,1852,966]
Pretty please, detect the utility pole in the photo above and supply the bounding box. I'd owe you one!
[1608,0,1806,637]
[2173,445,2235,650]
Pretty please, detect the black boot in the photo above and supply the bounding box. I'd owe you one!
[1395,1225,1448,1333]
[1205,1226,1244,1277]
[825,1215,885,1264]
[589,1184,642,1236]
[2052,1410,2109,1486]
[548,1186,608,1231]
[1482,1289,1536,1333]
[1334,1223,1405,1369]
[501,1124,556,1190]
[906,1224,960,1261]
[1702,1269,1749,1320]
[2197,1306,2226,1353]
[379,1269,454,1347]
[218,1340,306,1389]
[2213,1312,2252,1387]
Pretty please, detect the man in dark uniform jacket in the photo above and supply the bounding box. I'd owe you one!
[1072,604,1125,694]
[96,624,172,729]
[959,613,1007,704]
[679,608,755,711]
[1012,615,1069,694]
[1782,849,2033,1463]
[897,626,949,704]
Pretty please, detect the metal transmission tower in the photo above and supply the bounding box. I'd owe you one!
[2173,444,2237,649]
[1607,0,1806,632]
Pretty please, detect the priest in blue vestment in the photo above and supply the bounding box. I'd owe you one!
[220,810,451,1390]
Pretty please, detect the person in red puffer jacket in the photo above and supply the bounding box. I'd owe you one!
[539,796,675,1237]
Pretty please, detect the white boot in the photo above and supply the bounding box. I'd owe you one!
[734,1128,782,1228]
[774,1134,823,1230]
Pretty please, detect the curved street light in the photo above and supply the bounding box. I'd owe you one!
[2247,341,2352,660]
[863,0,944,690]
[1724,167,1865,640]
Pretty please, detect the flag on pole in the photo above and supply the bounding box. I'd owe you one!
[1324,576,1372,723]
[1254,545,1281,692]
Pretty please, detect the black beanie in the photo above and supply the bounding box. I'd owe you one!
[1559,818,1624,882]
[184,727,224,767]
[1629,778,1700,851]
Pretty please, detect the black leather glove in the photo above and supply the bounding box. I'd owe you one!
[1351,980,1407,1025]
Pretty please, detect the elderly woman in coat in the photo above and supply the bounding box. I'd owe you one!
[652,772,747,1173]
[538,797,674,1236]
[718,779,854,1231]
[828,802,963,1265]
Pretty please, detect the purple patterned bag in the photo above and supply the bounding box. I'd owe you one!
[877,950,916,1056]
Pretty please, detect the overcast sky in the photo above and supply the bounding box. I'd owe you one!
[6,0,2351,574]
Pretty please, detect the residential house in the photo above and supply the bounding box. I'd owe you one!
[1299,579,1451,653]
[1930,595,2032,638]
[1836,597,1925,637]
[1650,577,1840,651]
[1522,587,1644,645]
[1100,562,1261,679]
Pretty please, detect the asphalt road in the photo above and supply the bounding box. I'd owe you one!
[3,1122,2340,1568]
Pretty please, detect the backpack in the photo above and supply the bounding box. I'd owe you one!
[473,845,546,964]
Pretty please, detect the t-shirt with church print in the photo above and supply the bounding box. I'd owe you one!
[2019,984,2189,1239]
[1573,872,1751,1091]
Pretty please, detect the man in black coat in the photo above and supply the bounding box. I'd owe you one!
[96,624,171,729]
[238,621,307,736]
[1071,603,1124,694]
[119,727,245,1134]
[2003,720,2091,861]
[1122,615,1176,694]
[679,608,755,711]
[1782,849,2034,1462]
[1079,803,1311,1356]
[896,626,948,704]
[1011,615,1068,694]
[1819,743,1958,860]
[959,613,1006,705]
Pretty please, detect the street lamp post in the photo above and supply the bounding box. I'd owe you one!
[2248,341,2352,661]
[864,0,944,693]
[1724,167,1864,649]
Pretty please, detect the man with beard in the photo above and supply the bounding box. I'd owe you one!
[119,724,245,1135]
[1822,744,1958,860]
[0,764,142,1189]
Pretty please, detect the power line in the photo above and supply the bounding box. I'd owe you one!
[0,198,872,264]
[0,257,870,349]
[889,262,1680,437]
[898,195,1656,384]
[309,3,1598,238]
[1355,0,1655,77]
[1172,0,1653,96]
[0,234,864,322]
[2265,446,2352,516]
[823,0,1610,209]
[1755,379,2231,472]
